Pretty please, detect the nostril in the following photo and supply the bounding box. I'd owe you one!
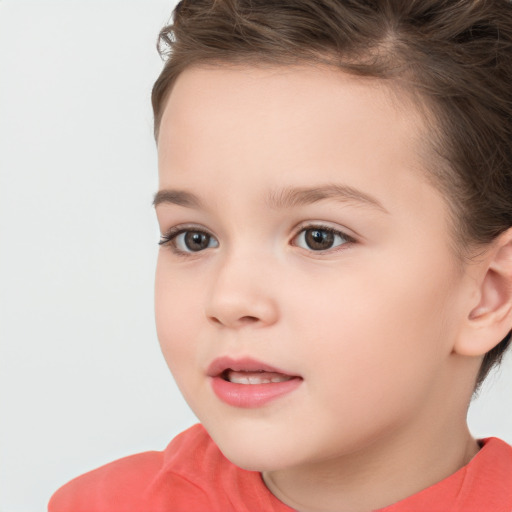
[239,316,259,324]
[207,315,259,327]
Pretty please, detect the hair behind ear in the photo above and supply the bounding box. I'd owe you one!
[474,333,511,393]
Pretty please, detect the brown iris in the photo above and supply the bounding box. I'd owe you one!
[304,228,335,250]
[184,231,212,251]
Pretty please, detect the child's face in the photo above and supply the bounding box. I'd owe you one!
[154,65,472,471]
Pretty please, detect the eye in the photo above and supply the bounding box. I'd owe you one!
[293,226,353,251]
[159,228,219,253]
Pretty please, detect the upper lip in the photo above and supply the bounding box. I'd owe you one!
[207,356,299,378]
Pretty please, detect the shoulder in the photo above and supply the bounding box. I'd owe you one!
[48,425,293,512]
[471,436,512,480]
[47,424,216,512]
[456,437,512,511]
[470,437,512,482]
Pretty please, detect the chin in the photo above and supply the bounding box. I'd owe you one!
[203,420,302,472]
[218,443,288,472]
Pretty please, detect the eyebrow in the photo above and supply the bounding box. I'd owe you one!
[268,184,388,213]
[153,184,388,213]
[153,189,203,208]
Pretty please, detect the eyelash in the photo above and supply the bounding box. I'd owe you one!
[158,225,218,257]
[158,223,356,256]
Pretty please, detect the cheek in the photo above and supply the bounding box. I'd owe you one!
[287,253,456,410]
[154,257,202,373]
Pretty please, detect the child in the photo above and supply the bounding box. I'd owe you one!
[49,0,512,510]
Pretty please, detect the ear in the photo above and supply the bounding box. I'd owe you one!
[454,228,512,357]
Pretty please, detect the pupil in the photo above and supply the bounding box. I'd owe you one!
[306,229,334,250]
[185,231,209,251]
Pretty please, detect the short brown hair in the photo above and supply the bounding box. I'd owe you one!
[152,0,512,392]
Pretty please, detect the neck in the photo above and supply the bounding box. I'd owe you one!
[262,408,480,512]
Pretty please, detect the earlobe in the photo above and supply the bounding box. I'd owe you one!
[455,229,512,357]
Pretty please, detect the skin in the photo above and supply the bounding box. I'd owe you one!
[154,64,492,512]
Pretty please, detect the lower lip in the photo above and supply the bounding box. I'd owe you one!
[210,376,302,408]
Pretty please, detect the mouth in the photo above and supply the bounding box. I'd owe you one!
[208,356,300,381]
[221,369,294,384]
[208,357,302,408]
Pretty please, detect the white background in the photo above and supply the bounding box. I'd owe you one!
[0,1,511,511]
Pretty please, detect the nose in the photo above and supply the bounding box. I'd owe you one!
[205,253,279,329]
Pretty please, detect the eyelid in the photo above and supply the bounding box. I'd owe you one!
[293,220,357,239]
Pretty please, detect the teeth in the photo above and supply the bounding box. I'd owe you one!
[226,370,292,384]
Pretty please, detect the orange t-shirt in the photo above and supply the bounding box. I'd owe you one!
[48,424,512,512]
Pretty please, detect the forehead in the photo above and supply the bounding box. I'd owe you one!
[158,64,432,203]
[159,63,422,143]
